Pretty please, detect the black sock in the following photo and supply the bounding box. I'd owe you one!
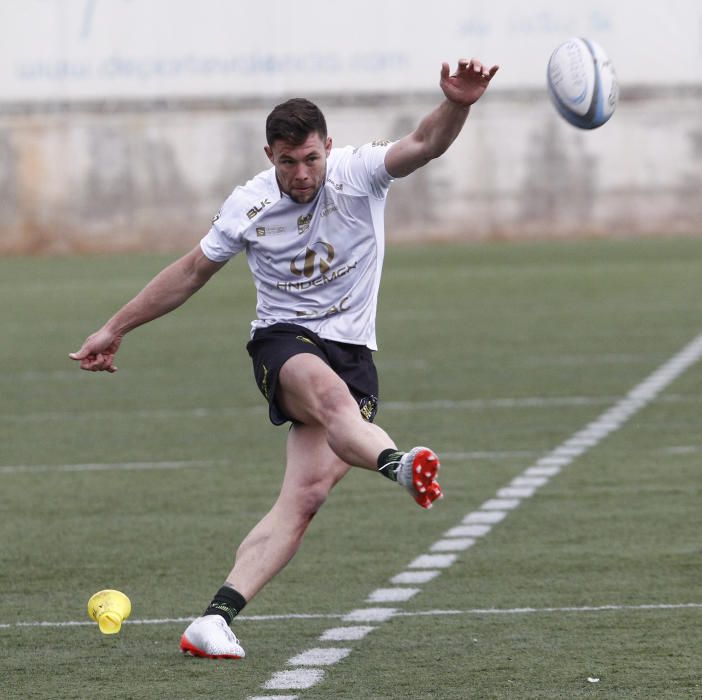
[377,448,404,481]
[203,585,247,625]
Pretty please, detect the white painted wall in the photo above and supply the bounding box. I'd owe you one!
[1,0,700,102]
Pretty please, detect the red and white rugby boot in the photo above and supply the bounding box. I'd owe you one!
[397,446,443,509]
[180,615,245,659]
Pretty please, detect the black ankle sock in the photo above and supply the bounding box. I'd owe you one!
[377,448,403,481]
[204,585,247,625]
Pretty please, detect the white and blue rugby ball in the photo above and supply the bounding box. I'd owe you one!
[547,37,618,129]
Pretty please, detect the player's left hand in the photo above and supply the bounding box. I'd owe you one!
[440,58,499,107]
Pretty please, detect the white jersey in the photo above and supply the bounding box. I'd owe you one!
[200,142,394,350]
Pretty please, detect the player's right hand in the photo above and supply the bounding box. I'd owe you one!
[69,328,122,373]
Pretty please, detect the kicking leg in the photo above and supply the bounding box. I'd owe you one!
[277,353,396,470]
[277,354,442,506]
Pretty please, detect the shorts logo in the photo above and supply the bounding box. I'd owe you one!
[297,214,313,235]
[359,395,379,423]
[290,241,335,278]
[260,363,270,399]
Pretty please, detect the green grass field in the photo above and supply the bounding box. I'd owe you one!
[1,237,701,699]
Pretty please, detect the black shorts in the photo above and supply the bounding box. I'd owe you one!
[246,323,379,426]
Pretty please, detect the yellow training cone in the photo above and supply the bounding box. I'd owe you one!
[87,589,131,634]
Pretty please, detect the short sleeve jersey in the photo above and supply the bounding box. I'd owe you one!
[200,142,394,350]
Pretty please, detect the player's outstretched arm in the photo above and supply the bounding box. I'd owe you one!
[384,57,499,179]
[69,245,225,373]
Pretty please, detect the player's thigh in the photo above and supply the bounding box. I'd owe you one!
[277,352,359,425]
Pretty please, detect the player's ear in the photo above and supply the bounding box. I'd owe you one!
[264,145,274,164]
[325,137,332,155]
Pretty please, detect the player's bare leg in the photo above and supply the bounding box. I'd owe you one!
[277,353,396,469]
[277,353,442,506]
[225,423,351,600]
[181,424,349,658]
[181,355,441,658]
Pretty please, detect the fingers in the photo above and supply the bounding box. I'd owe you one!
[69,347,90,361]
[69,349,118,373]
[456,57,499,81]
[83,356,118,373]
[457,57,483,74]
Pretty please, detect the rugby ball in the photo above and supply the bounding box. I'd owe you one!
[547,37,618,129]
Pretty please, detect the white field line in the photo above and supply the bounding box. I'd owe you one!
[0,406,264,423]
[2,392,699,424]
[0,454,533,477]
[2,613,339,629]
[319,626,375,641]
[0,353,655,382]
[0,603,702,639]
[4,603,700,631]
[0,460,230,475]
[251,331,702,698]
[287,648,352,666]
[4,443,699,477]
[393,603,702,617]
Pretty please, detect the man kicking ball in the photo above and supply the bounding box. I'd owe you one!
[70,56,498,658]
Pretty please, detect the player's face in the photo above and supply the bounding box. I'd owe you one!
[265,132,332,204]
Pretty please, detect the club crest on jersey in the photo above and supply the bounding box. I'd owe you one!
[297,213,313,235]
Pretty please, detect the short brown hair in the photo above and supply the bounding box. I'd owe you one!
[265,98,328,147]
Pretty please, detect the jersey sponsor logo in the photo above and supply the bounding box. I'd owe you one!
[290,241,335,278]
[372,138,390,147]
[255,224,287,237]
[321,204,339,218]
[247,198,271,220]
[280,241,357,292]
[279,262,358,291]
[295,295,351,319]
[326,176,343,191]
[297,213,313,235]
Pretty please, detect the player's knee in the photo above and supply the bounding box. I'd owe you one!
[316,382,357,425]
[292,476,334,524]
